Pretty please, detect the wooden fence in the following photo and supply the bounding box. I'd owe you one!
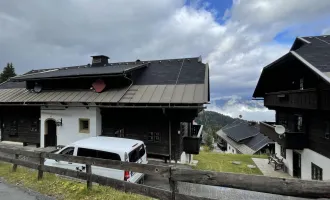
[0,145,329,200]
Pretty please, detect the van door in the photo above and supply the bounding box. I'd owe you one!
[127,144,147,183]
[50,146,81,171]
[76,147,123,180]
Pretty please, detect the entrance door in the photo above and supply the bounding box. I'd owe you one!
[45,120,57,147]
[293,151,301,178]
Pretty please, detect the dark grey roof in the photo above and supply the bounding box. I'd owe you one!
[295,36,330,72]
[11,63,147,81]
[219,121,273,154]
[0,56,209,105]
[244,132,273,151]
[222,121,259,142]
[253,34,330,98]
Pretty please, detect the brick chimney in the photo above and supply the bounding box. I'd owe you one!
[91,55,109,67]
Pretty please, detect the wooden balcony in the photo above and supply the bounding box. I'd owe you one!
[264,89,318,109]
[260,122,308,150]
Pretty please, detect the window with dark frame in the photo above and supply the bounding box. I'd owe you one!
[79,118,90,133]
[325,122,330,140]
[59,147,74,155]
[148,132,161,142]
[280,145,286,158]
[311,163,323,180]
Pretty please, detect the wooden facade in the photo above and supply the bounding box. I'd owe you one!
[255,50,330,159]
[0,106,40,145]
[101,108,200,160]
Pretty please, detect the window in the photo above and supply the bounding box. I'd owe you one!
[232,149,234,153]
[77,148,121,161]
[59,147,74,155]
[79,119,90,133]
[129,145,146,162]
[300,78,304,90]
[311,163,323,180]
[148,132,161,142]
[280,145,286,158]
[294,115,303,132]
[325,122,330,140]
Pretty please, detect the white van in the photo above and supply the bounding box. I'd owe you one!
[44,136,147,184]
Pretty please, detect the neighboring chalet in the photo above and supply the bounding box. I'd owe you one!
[217,120,274,155]
[0,55,209,163]
[253,35,330,180]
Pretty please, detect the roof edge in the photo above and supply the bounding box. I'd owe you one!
[290,51,330,85]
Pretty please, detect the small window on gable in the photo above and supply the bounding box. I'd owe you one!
[79,118,90,133]
[300,78,304,90]
[325,122,330,140]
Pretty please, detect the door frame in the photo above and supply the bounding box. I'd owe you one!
[292,151,301,178]
[44,119,57,147]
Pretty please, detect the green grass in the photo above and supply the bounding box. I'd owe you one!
[193,150,267,175]
[0,162,150,200]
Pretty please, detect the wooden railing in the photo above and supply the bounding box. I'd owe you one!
[260,122,308,149]
[264,89,318,109]
[0,146,329,199]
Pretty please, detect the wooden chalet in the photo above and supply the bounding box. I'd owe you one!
[0,55,209,163]
[253,35,330,180]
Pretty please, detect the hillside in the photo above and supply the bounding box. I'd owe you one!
[195,111,243,132]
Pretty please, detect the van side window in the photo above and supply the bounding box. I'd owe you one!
[77,147,121,161]
[129,145,146,162]
[59,147,74,155]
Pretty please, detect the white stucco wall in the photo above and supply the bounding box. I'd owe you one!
[40,106,102,147]
[227,143,237,154]
[275,143,293,176]
[300,149,330,180]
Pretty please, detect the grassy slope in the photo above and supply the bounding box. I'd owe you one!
[193,151,267,175]
[0,162,150,200]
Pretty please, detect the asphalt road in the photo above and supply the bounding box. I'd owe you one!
[0,180,54,200]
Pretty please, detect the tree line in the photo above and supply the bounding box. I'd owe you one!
[0,63,17,83]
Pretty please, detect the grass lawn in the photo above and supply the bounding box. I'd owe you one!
[193,150,267,175]
[0,162,150,200]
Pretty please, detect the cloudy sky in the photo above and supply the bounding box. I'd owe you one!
[1,0,330,121]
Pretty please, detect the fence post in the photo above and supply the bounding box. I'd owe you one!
[38,152,45,180]
[12,154,19,172]
[169,167,178,200]
[86,164,92,189]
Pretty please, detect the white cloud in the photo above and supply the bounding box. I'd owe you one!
[0,0,330,121]
[207,100,275,122]
[323,28,330,35]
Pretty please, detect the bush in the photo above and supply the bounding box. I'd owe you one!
[205,133,214,151]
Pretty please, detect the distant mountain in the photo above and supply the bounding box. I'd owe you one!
[214,97,265,109]
[195,111,245,132]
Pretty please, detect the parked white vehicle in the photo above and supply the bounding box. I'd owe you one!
[44,136,147,184]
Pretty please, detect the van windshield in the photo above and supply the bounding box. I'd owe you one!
[77,147,121,161]
[129,144,145,163]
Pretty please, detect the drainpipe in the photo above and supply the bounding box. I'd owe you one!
[169,120,172,164]
[117,73,133,102]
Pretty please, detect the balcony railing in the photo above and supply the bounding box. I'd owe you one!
[183,124,203,155]
[260,121,308,150]
[264,89,318,109]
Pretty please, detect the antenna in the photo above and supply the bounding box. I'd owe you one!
[274,125,285,135]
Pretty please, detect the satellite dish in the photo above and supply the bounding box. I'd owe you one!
[274,125,285,135]
[33,84,42,93]
[239,115,242,119]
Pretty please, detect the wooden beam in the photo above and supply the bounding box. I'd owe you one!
[0,155,39,170]
[0,146,40,158]
[171,168,330,199]
[43,153,170,177]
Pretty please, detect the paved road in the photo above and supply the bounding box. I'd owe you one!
[0,180,54,200]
